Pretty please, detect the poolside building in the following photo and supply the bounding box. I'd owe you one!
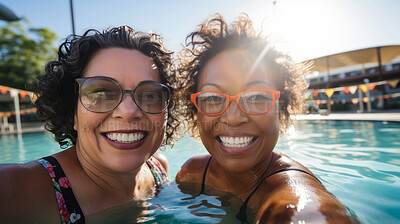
[302,45,400,113]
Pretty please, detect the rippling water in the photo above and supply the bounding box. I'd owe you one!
[1,120,399,223]
[277,120,400,224]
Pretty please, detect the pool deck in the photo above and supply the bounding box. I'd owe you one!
[293,111,400,122]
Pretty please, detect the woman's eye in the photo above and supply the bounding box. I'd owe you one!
[138,92,160,100]
[201,96,224,102]
[247,95,268,101]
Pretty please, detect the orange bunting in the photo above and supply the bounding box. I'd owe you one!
[351,98,358,104]
[363,97,369,103]
[0,86,8,94]
[368,84,376,90]
[359,84,368,93]
[343,87,350,94]
[312,90,320,97]
[330,100,334,105]
[325,88,335,98]
[387,79,399,88]
[19,90,28,98]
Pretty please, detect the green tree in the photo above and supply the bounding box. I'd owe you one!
[0,20,57,89]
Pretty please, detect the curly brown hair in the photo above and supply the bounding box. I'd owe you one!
[33,25,183,148]
[177,13,309,139]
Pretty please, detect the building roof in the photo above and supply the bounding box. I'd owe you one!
[302,45,400,72]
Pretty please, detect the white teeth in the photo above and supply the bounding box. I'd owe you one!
[219,136,255,148]
[106,132,145,143]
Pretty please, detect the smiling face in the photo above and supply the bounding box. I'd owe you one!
[197,49,280,173]
[74,48,167,173]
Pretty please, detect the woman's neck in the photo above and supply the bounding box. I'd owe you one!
[213,153,275,201]
[56,146,153,214]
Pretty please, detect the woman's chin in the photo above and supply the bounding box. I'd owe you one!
[104,156,148,173]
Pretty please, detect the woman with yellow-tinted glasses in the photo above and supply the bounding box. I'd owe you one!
[176,14,358,224]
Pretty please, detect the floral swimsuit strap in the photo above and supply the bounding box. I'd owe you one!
[37,156,84,224]
[146,156,168,189]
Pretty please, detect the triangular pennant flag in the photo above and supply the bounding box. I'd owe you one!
[368,84,376,90]
[0,86,8,94]
[363,97,369,103]
[19,90,28,98]
[387,79,399,88]
[351,98,358,104]
[325,88,335,98]
[312,90,320,97]
[359,84,368,93]
[343,87,350,94]
[349,86,358,94]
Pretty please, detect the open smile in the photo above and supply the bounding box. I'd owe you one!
[105,132,146,143]
[101,130,149,149]
[217,136,257,148]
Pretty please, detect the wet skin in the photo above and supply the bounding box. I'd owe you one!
[176,49,356,223]
[0,48,170,223]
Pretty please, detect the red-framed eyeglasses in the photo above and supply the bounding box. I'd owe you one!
[190,89,280,116]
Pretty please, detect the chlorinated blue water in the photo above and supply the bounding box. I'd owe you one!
[1,120,399,223]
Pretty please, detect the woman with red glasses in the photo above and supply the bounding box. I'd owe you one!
[176,14,358,223]
[0,25,184,223]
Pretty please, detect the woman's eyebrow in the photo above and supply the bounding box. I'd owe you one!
[199,83,221,90]
[245,80,273,88]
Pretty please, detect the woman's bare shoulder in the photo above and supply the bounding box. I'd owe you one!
[0,161,59,223]
[175,154,211,183]
[254,152,357,223]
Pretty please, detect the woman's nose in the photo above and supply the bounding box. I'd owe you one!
[219,100,248,126]
[112,93,143,121]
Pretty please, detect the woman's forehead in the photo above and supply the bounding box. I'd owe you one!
[198,49,276,89]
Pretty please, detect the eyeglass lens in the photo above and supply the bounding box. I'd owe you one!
[79,78,170,113]
[195,90,275,115]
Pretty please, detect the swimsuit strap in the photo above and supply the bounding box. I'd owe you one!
[200,156,213,194]
[146,156,169,189]
[236,168,322,223]
[37,156,84,224]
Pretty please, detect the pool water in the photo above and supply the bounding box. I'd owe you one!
[1,120,399,223]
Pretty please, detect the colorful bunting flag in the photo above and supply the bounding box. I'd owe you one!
[368,84,376,90]
[19,90,28,98]
[349,86,358,94]
[325,88,335,98]
[0,86,8,94]
[359,84,368,93]
[388,79,399,88]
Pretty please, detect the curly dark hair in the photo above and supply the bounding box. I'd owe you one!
[177,13,309,139]
[33,25,183,148]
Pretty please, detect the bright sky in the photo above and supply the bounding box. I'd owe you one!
[1,0,400,62]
